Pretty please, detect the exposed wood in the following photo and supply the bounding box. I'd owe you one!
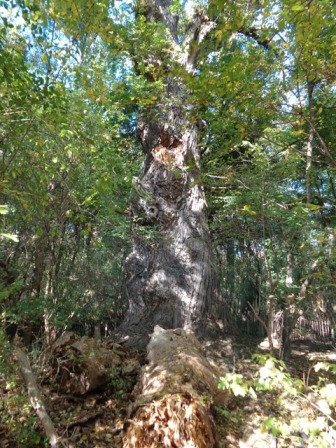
[49,333,138,396]
[123,326,229,448]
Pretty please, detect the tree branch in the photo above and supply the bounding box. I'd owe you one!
[238,27,270,49]
[305,117,336,168]
[182,13,217,72]
[148,0,216,72]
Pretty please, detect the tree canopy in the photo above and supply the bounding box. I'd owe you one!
[1,1,336,446]
[0,0,335,347]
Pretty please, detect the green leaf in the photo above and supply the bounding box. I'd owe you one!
[291,5,305,12]
[0,205,8,215]
[242,205,257,215]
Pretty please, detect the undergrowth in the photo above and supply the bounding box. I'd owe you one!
[218,353,336,447]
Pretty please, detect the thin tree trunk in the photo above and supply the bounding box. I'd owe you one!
[280,252,293,359]
[226,240,235,304]
[261,173,275,355]
[14,343,60,447]
[306,80,315,204]
[44,241,58,346]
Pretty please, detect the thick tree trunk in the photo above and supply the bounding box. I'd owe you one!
[118,118,228,345]
[115,0,235,347]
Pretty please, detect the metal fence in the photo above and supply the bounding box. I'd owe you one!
[241,310,335,344]
[290,315,333,343]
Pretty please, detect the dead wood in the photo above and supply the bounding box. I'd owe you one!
[13,343,60,448]
[66,410,103,429]
[48,333,138,395]
[123,325,229,448]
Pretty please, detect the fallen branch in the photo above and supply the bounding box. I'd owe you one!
[67,410,103,429]
[50,394,84,403]
[13,343,60,448]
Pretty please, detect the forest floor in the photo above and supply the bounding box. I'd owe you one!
[1,335,335,447]
[212,338,336,447]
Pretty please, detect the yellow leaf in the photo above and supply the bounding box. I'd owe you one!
[215,30,223,40]
[242,205,257,215]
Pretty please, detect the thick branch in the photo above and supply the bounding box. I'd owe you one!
[145,0,179,42]
[142,1,217,72]
[182,11,216,71]
[238,27,270,49]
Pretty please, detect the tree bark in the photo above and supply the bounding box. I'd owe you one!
[116,0,235,347]
[306,80,315,204]
[118,114,225,345]
[279,252,294,359]
[14,342,60,447]
[123,326,229,447]
[226,240,235,304]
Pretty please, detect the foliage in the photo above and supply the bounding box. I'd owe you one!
[0,1,139,340]
[219,372,257,399]
[0,1,335,446]
[0,0,334,362]
[218,354,336,447]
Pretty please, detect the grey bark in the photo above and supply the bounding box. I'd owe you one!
[118,115,224,345]
[306,80,315,204]
[14,343,60,447]
[116,0,235,347]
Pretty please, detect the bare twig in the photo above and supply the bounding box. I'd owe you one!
[66,410,103,429]
[248,302,268,337]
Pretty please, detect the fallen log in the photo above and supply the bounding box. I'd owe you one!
[123,326,229,448]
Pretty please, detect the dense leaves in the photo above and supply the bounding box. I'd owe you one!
[0,0,334,352]
[0,1,335,446]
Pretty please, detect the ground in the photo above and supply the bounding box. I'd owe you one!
[1,335,335,447]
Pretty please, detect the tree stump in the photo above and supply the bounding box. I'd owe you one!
[123,326,228,448]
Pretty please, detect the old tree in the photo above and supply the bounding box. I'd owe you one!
[117,1,224,342]
[2,0,333,350]
[2,0,336,446]
[118,0,259,343]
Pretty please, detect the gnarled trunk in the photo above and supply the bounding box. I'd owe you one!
[115,0,235,347]
[118,116,226,345]
[123,326,229,447]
